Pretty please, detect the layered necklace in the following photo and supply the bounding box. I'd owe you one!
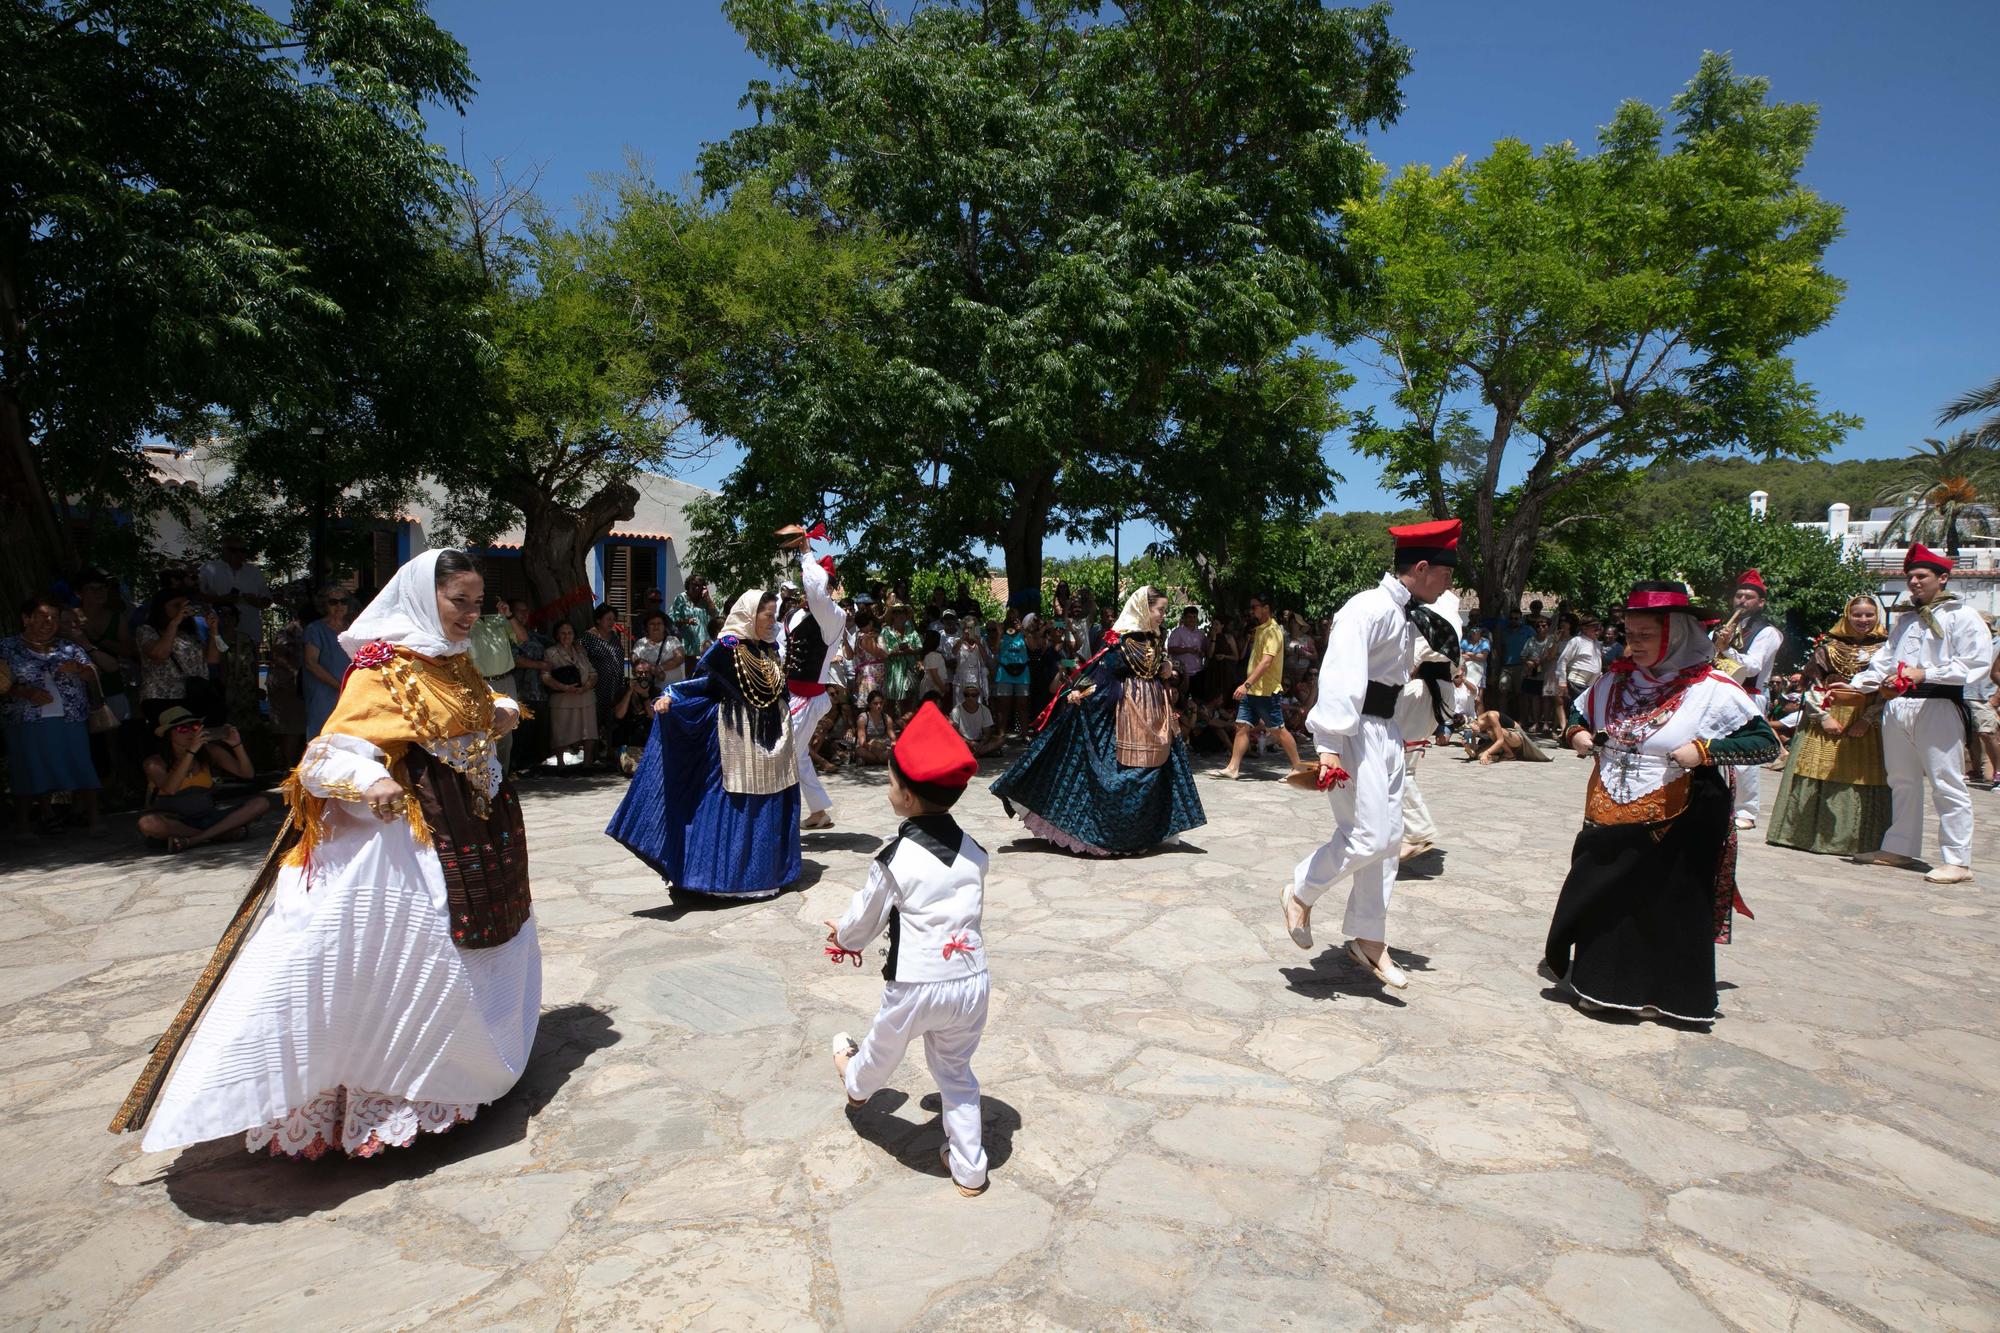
[1121,634,1163,680]
[732,641,785,709]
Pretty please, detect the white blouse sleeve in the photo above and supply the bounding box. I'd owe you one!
[297,733,394,801]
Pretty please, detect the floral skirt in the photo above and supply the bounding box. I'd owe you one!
[247,1087,478,1159]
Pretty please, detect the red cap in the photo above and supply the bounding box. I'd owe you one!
[1906,542,1952,574]
[1734,569,1765,593]
[818,555,837,579]
[1389,518,1461,566]
[892,702,977,789]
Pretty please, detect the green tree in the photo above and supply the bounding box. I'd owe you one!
[1,0,477,609]
[691,0,1410,599]
[457,174,885,626]
[1532,502,1871,641]
[1871,432,2000,557]
[1342,53,1857,617]
[1940,373,2000,448]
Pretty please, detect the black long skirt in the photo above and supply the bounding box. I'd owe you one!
[1543,767,1729,1023]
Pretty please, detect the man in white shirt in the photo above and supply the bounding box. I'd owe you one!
[1280,519,1458,989]
[197,538,273,645]
[952,684,1002,757]
[1850,544,1996,882]
[952,617,993,700]
[783,554,848,830]
[1719,570,1786,829]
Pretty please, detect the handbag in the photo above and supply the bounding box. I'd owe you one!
[550,664,582,688]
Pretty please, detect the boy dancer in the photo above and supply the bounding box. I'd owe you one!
[1279,519,1458,988]
[827,702,991,1195]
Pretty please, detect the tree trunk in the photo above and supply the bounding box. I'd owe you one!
[998,469,1055,613]
[501,471,639,633]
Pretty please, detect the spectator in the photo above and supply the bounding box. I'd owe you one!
[214,604,262,737]
[851,607,886,702]
[68,575,136,791]
[1166,606,1207,706]
[1460,622,1490,713]
[606,665,652,776]
[1553,615,1604,719]
[3,595,104,836]
[299,585,354,740]
[137,585,222,725]
[1452,669,1478,723]
[992,611,1031,739]
[541,621,598,769]
[470,595,523,772]
[265,595,308,767]
[509,598,552,776]
[1221,593,1306,780]
[923,585,949,635]
[1496,609,1531,715]
[669,576,716,660]
[197,536,274,644]
[584,604,628,765]
[1023,613,1059,719]
[1281,609,1319,692]
[1207,612,1245,708]
[879,602,922,721]
[1969,635,2000,788]
[1519,615,1557,733]
[135,707,270,851]
[631,609,686,696]
[952,579,981,619]
[1180,692,1237,754]
[853,688,899,764]
[952,613,994,702]
[953,683,1004,757]
[632,586,666,640]
[916,629,952,707]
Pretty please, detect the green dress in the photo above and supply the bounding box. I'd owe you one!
[880,625,920,701]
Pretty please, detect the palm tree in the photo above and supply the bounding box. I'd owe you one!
[1873,432,2000,556]
[1940,372,2000,448]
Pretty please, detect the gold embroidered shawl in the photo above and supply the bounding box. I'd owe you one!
[281,646,500,866]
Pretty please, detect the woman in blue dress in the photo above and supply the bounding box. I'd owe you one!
[991,585,1205,856]
[607,588,802,897]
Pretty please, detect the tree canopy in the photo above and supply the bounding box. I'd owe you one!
[1343,52,1857,616]
[1,0,479,607]
[689,0,1410,600]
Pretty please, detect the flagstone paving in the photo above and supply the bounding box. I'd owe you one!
[2,746,1997,1331]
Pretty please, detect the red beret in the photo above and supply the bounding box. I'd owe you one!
[1388,517,1461,565]
[1906,542,1952,574]
[893,702,977,789]
[818,555,837,579]
[1734,569,1766,593]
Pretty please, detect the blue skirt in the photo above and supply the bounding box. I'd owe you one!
[4,719,101,797]
[990,695,1204,854]
[606,707,801,897]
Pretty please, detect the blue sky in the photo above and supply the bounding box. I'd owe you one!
[427,0,2000,556]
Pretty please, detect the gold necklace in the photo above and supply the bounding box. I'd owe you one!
[733,642,785,709]
[1123,635,1162,680]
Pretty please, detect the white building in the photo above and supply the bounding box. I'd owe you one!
[1790,496,2000,616]
[138,440,712,620]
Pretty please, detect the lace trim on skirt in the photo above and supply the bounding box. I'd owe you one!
[243,1086,480,1160]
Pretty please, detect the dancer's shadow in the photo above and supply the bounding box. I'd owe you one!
[157,1003,619,1223]
[1280,945,1433,1008]
[843,1089,1019,1178]
[994,837,1205,858]
[1396,848,1445,880]
[801,831,884,855]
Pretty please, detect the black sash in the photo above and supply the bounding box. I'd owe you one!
[1362,680,1400,718]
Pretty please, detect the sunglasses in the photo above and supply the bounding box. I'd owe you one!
[172,722,203,733]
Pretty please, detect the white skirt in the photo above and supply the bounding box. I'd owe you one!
[142,802,542,1157]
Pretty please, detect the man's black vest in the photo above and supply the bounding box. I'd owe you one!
[785,612,829,684]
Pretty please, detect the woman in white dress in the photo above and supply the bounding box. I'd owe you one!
[117,549,542,1159]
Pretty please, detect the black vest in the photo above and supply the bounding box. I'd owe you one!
[784,614,829,684]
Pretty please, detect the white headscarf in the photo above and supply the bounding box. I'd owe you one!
[720,588,773,642]
[339,548,466,659]
[1112,585,1163,635]
[1634,611,1714,679]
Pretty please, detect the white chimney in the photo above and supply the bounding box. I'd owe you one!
[1749,490,1769,519]
[1828,502,1849,553]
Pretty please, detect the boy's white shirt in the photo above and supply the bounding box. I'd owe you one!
[834,814,988,982]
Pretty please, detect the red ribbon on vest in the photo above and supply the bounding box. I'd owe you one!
[941,933,975,961]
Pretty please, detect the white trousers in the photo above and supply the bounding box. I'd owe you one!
[789,690,834,815]
[845,973,990,1188]
[1733,691,1766,820]
[1292,718,1404,941]
[1401,746,1436,846]
[1881,697,1974,866]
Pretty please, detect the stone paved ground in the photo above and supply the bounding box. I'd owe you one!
[2,744,1998,1332]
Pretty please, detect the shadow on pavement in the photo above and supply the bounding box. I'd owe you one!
[1280,944,1434,1008]
[1397,848,1446,879]
[157,1002,618,1223]
[842,1089,1019,1179]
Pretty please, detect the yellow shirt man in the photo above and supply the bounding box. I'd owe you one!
[1246,618,1285,695]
